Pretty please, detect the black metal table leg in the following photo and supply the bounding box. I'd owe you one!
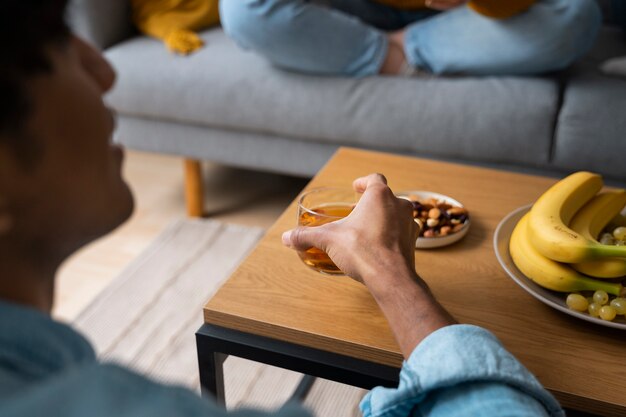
[288,375,316,403]
[196,323,400,404]
[197,335,227,405]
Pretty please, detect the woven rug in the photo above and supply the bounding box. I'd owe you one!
[74,218,366,416]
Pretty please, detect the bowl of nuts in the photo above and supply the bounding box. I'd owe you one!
[397,191,470,249]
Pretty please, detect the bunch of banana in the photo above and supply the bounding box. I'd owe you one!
[510,214,622,295]
[610,214,626,229]
[509,171,626,295]
[527,172,626,263]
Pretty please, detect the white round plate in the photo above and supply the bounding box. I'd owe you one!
[397,191,470,249]
[494,205,626,330]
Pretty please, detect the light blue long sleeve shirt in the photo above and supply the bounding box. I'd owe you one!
[0,300,563,416]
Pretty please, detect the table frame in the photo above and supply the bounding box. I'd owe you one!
[196,323,400,404]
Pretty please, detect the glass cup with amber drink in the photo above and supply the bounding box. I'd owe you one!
[297,187,358,275]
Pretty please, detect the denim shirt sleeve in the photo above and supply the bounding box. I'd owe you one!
[0,362,313,417]
[360,324,564,417]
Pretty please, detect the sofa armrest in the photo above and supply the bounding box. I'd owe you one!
[67,0,134,50]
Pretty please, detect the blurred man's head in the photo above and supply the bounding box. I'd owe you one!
[0,0,133,298]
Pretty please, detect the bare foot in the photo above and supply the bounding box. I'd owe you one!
[380,30,408,75]
[389,30,405,47]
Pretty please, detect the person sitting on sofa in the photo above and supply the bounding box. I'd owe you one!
[1,0,565,416]
[219,0,602,77]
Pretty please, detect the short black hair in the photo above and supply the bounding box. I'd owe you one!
[0,0,70,164]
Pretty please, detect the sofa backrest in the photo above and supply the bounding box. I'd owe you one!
[68,0,134,49]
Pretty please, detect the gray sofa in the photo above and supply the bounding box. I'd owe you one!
[69,0,626,215]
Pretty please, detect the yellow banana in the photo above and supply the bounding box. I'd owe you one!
[574,259,626,279]
[609,214,626,229]
[510,214,623,295]
[527,171,626,263]
[570,190,626,278]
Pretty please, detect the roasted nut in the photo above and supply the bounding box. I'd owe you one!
[447,207,467,216]
[404,195,469,238]
[426,218,439,228]
[428,208,441,219]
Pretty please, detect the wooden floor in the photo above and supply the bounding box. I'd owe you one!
[54,150,308,321]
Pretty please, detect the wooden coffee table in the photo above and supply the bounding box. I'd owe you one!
[196,147,626,416]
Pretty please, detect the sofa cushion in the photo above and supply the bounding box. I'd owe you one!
[601,56,626,78]
[552,27,626,182]
[553,75,626,181]
[592,25,626,79]
[105,29,559,169]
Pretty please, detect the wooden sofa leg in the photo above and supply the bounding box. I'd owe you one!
[184,159,204,217]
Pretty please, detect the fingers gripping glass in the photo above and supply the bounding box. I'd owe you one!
[296,187,358,275]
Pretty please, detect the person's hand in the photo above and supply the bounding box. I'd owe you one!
[425,0,468,11]
[283,174,456,357]
[282,173,420,292]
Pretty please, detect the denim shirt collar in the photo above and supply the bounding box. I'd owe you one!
[0,299,95,382]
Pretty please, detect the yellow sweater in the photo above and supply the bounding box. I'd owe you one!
[374,0,538,19]
[131,0,220,54]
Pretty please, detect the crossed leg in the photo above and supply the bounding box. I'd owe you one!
[220,0,601,77]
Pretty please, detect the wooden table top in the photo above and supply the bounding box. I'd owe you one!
[204,147,626,416]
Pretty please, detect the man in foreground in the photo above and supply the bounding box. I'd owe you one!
[0,0,564,416]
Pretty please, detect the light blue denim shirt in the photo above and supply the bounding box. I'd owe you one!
[0,300,563,417]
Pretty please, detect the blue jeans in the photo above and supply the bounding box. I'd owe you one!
[220,0,601,77]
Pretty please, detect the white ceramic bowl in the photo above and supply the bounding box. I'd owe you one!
[397,190,470,249]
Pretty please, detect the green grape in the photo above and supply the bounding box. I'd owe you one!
[613,227,626,241]
[593,290,609,305]
[600,233,616,245]
[588,302,602,318]
[610,298,626,315]
[566,293,588,312]
[599,306,617,321]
